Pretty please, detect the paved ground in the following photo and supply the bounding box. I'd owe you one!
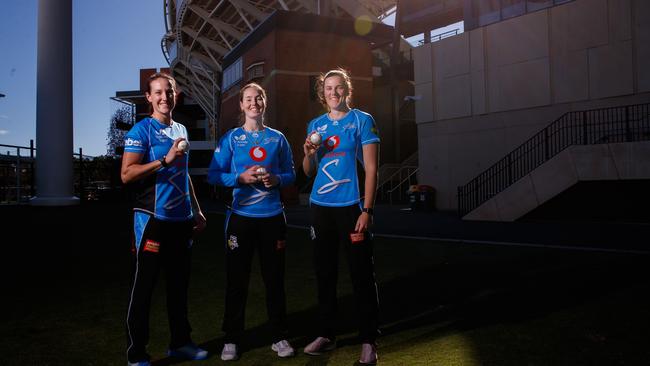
[202,200,650,254]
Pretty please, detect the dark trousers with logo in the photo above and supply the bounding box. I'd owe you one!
[311,204,380,343]
[223,212,288,344]
[126,217,194,363]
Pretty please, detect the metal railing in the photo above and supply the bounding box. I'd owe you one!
[417,28,460,45]
[0,141,35,204]
[457,103,650,216]
[0,140,97,204]
[378,165,419,205]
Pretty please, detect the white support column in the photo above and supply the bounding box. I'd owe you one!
[31,0,79,206]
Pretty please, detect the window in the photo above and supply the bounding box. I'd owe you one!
[501,0,525,19]
[222,57,242,91]
[464,0,575,31]
[476,0,501,27]
[526,0,553,12]
[247,61,265,81]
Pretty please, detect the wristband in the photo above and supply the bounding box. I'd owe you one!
[361,207,374,216]
[159,156,169,168]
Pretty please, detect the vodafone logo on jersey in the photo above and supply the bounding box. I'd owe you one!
[325,135,340,151]
[249,146,267,161]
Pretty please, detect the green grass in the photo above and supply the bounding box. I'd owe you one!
[2,206,649,365]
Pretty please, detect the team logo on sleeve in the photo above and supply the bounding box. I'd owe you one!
[124,138,142,147]
[370,119,379,135]
[249,146,267,161]
[325,135,340,151]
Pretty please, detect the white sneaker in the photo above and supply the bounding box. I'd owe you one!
[303,337,335,355]
[271,339,295,358]
[221,343,239,361]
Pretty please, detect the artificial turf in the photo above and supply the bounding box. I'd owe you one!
[1,204,649,365]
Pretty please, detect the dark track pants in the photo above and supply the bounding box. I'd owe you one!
[126,216,194,363]
[222,212,288,344]
[311,204,380,343]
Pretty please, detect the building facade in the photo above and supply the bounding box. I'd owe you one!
[413,0,650,218]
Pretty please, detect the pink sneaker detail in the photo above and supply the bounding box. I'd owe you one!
[303,337,335,355]
[359,343,378,364]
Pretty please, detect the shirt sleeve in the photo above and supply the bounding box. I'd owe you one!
[123,124,148,154]
[207,132,240,187]
[359,112,380,145]
[277,133,296,187]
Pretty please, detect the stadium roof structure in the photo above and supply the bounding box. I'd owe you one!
[162,0,397,127]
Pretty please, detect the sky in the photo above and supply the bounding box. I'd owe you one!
[0,1,462,157]
[0,0,167,156]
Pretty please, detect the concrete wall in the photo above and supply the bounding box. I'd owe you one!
[465,141,650,221]
[414,0,650,210]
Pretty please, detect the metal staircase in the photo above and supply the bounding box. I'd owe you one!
[377,152,419,204]
[457,103,650,217]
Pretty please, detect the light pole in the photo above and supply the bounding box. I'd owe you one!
[31,0,79,206]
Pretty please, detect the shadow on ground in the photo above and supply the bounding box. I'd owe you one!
[1,202,649,365]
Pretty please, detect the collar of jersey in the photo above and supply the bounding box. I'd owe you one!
[149,116,174,129]
[325,109,355,123]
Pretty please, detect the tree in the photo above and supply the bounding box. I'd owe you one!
[106,105,133,156]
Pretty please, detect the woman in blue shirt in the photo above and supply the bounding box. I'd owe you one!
[121,72,207,366]
[301,69,380,364]
[208,82,296,361]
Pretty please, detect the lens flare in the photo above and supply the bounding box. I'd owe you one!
[354,15,373,36]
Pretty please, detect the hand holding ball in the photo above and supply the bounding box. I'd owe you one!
[256,167,267,175]
[309,132,322,146]
[178,140,189,152]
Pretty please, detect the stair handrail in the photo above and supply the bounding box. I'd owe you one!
[379,165,418,191]
[457,103,650,216]
[387,167,419,194]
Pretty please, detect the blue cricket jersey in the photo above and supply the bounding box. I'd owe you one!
[307,109,380,207]
[207,126,295,218]
[123,117,193,221]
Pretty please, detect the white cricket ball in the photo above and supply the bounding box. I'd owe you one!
[256,167,267,175]
[309,132,322,145]
[178,140,189,152]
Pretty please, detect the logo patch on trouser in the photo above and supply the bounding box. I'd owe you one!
[350,232,365,244]
[228,235,239,250]
[276,239,286,250]
[143,240,160,253]
[310,226,316,240]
